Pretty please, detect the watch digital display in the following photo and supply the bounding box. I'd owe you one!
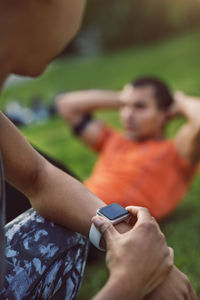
[98,203,129,221]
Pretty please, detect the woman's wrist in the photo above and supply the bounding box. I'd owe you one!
[106,274,143,300]
[93,274,142,300]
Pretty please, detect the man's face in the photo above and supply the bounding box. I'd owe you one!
[9,0,86,76]
[119,84,167,140]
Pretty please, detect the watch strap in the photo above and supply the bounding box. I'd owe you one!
[89,223,105,251]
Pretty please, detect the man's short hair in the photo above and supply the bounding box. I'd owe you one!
[131,76,173,110]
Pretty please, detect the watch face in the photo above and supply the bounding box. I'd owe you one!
[98,203,129,221]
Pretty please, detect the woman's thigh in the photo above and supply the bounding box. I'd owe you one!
[0,209,89,300]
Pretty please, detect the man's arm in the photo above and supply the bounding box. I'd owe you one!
[56,90,121,148]
[173,92,200,165]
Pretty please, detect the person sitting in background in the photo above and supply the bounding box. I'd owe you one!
[57,77,200,220]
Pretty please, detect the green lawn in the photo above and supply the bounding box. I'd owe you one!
[2,29,200,298]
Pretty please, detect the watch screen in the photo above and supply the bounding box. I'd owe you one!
[98,203,128,220]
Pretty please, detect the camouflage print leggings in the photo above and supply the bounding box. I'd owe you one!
[0,209,89,300]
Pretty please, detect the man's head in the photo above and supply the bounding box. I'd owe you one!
[0,0,86,78]
[119,76,173,141]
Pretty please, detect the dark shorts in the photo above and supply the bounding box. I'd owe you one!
[0,209,89,300]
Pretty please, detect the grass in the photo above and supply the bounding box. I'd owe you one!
[1,29,200,298]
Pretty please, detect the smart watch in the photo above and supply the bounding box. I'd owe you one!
[89,203,130,251]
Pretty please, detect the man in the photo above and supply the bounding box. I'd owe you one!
[0,0,197,299]
[57,77,200,220]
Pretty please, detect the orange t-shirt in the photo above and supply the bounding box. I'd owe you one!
[84,126,197,220]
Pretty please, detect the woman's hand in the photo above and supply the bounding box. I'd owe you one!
[92,206,173,300]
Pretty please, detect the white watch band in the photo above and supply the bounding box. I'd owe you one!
[89,223,105,251]
[89,204,130,251]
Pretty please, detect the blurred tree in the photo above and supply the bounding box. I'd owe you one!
[62,0,200,54]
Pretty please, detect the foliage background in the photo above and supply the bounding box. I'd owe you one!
[68,0,200,52]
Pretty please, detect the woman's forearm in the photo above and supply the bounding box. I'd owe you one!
[29,160,105,236]
[93,275,142,300]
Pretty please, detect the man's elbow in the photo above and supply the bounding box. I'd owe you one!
[56,95,68,116]
[56,95,75,123]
